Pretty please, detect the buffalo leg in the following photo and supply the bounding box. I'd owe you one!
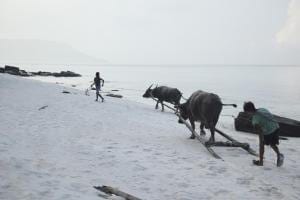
[189,119,196,139]
[155,101,159,109]
[161,101,164,112]
[208,126,216,143]
[200,123,206,135]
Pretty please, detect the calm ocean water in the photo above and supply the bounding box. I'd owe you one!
[14,64,300,120]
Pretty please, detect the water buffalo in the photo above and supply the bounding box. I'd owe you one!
[178,90,237,143]
[143,84,182,111]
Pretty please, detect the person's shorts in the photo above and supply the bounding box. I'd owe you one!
[264,129,279,146]
[96,85,101,93]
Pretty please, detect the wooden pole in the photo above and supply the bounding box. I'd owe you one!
[150,96,177,112]
[215,128,258,156]
[149,96,222,159]
[149,97,257,157]
[94,186,142,200]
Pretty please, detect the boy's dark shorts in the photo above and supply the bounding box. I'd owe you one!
[264,129,279,146]
[96,85,100,93]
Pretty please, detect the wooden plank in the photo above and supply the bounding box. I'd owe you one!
[215,128,258,156]
[178,113,223,159]
[94,186,142,200]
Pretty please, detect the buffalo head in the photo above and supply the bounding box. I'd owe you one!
[177,102,189,123]
[142,84,153,98]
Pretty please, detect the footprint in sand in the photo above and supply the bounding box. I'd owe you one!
[178,182,190,188]
[38,190,51,197]
[166,173,175,178]
[133,164,147,171]
[197,163,206,168]
[288,148,297,152]
[154,152,162,156]
[141,187,150,192]
[263,167,272,171]
[236,177,254,185]
[208,166,227,173]
[215,189,230,195]
[143,148,152,152]
[207,160,217,165]
[1,184,11,190]
[124,150,134,154]
[258,186,283,198]
[131,145,140,148]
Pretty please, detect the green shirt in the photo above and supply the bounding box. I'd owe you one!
[252,108,279,135]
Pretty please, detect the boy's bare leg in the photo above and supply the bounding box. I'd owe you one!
[271,145,284,167]
[98,94,104,102]
[253,133,264,166]
[271,144,280,156]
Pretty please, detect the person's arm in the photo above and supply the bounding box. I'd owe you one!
[90,81,95,88]
[101,78,104,86]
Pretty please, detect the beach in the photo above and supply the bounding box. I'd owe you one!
[0,73,300,200]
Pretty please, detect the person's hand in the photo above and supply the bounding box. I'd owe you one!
[253,160,263,166]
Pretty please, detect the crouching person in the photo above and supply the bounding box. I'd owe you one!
[243,101,284,167]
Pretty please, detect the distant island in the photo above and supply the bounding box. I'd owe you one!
[0,65,81,77]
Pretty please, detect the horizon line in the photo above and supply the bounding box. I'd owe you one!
[0,61,300,67]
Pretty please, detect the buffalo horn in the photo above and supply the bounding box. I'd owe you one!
[147,84,153,90]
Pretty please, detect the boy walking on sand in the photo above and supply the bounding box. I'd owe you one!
[91,72,104,102]
[243,101,284,167]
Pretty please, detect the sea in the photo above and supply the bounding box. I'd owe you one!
[6,64,300,120]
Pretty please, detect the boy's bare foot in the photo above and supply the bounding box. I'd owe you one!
[253,160,263,166]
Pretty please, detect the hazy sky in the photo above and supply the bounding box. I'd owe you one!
[0,0,300,65]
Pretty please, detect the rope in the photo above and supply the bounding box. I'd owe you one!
[181,95,188,101]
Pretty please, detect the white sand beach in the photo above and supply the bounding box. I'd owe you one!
[0,74,300,200]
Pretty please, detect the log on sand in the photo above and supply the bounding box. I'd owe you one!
[94,186,142,200]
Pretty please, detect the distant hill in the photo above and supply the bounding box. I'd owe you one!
[0,39,107,65]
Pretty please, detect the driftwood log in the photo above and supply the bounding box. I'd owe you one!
[94,186,142,200]
[106,93,123,98]
[62,90,71,94]
[38,105,48,110]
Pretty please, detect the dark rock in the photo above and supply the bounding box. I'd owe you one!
[19,70,32,77]
[5,65,20,75]
[62,90,71,94]
[5,65,19,72]
[2,65,81,77]
[106,93,123,98]
[32,71,53,76]
[53,71,81,77]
